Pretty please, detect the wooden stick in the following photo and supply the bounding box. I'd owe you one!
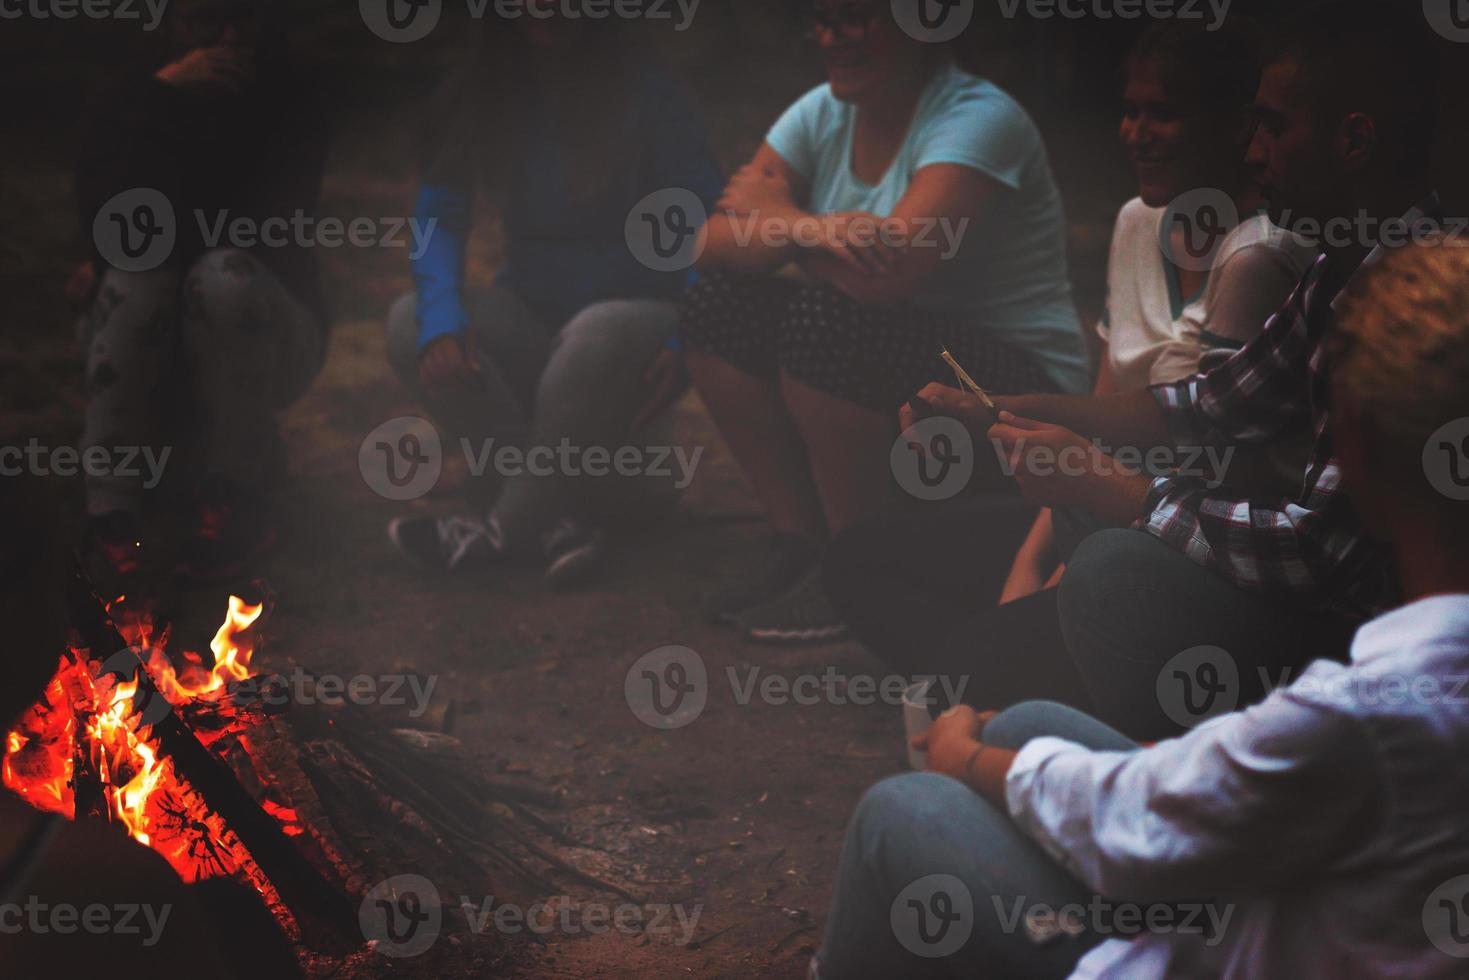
[940,348,996,410]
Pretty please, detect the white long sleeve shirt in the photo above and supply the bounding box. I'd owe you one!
[1006,595,1469,978]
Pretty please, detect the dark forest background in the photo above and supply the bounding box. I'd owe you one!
[3,0,1465,343]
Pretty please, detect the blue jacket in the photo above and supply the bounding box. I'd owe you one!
[412,61,724,351]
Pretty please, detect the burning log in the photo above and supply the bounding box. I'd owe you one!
[6,559,645,960]
[59,563,360,953]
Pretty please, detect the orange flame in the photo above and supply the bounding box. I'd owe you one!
[3,596,282,883]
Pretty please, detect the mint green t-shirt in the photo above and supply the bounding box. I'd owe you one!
[766,62,1088,393]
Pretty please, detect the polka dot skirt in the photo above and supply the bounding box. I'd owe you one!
[679,273,1061,413]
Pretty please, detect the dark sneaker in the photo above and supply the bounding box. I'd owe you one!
[387,513,499,572]
[541,519,605,590]
[734,564,848,645]
[80,510,148,589]
[701,532,820,624]
[175,487,276,584]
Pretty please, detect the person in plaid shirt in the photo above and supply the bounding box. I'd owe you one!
[829,0,1445,739]
[818,237,1469,980]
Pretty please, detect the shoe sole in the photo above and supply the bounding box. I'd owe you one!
[387,518,446,573]
[544,544,604,591]
[743,623,850,645]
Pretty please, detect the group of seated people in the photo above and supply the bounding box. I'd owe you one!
[64,0,1469,975]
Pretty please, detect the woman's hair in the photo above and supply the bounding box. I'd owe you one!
[1123,18,1264,118]
[1331,238,1469,489]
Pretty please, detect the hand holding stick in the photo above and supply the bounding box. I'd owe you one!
[940,348,997,411]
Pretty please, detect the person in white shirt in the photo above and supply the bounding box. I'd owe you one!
[999,20,1318,603]
[814,237,1469,978]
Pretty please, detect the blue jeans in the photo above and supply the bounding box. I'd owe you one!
[818,701,1137,979]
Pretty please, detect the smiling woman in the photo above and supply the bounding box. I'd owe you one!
[819,16,1325,747]
[680,0,1086,643]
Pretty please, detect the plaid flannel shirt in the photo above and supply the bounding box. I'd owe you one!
[1139,207,1436,619]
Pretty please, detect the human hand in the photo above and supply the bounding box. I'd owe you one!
[155,44,255,94]
[418,335,481,394]
[912,706,995,780]
[717,163,794,216]
[812,211,898,278]
[988,411,1151,520]
[899,382,997,445]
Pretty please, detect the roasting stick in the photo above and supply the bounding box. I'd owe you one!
[940,347,997,411]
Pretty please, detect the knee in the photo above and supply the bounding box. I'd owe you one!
[560,301,670,362]
[851,774,970,846]
[982,701,1087,751]
[1057,528,1156,624]
[538,302,662,400]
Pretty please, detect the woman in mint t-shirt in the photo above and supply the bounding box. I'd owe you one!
[682,1,1086,643]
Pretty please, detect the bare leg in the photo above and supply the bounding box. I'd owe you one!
[780,373,895,536]
[685,351,825,540]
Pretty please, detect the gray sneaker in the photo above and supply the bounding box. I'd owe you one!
[387,513,499,572]
[701,532,820,624]
[734,564,848,645]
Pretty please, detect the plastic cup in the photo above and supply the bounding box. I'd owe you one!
[902,679,935,771]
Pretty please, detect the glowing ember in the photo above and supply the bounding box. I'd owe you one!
[2,596,284,901]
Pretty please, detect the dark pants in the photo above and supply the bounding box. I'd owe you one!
[823,502,1361,740]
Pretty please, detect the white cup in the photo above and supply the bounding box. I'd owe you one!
[902,680,935,771]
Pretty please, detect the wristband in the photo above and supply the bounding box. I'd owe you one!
[964,743,987,785]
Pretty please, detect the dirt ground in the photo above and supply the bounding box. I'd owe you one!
[0,6,1145,978]
[272,315,910,979]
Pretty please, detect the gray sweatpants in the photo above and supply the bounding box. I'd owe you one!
[385,286,679,550]
[80,248,324,515]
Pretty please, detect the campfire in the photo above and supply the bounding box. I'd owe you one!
[3,588,325,939]
[2,566,639,957]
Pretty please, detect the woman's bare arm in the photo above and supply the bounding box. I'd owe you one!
[803,163,1000,306]
[696,143,813,276]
